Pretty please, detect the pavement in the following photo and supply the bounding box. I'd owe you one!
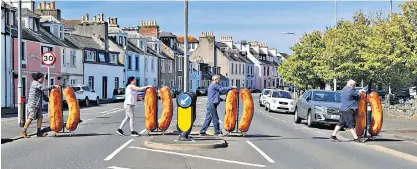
[1,94,417,169]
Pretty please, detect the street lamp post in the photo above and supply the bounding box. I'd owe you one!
[281,32,297,99]
[183,0,189,92]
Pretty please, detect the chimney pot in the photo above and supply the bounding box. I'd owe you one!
[115,17,118,24]
[85,13,89,21]
[82,16,85,22]
[47,3,51,9]
[42,1,46,9]
[51,1,55,9]
[37,3,41,9]
[107,17,110,23]
[93,16,97,22]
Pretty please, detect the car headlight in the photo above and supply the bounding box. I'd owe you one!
[314,106,325,112]
[289,102,294,105]
[271,99,276,103]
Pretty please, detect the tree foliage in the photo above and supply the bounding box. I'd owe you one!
[279,2,417,89]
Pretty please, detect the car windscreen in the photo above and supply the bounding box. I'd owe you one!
[313,91,341,102]
[278,91,292,99]
[263,90,271,95]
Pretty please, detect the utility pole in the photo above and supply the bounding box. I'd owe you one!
[390,0,393,15]
[17,0,24,127]
[183,0,189,92]
[333,0,337,91]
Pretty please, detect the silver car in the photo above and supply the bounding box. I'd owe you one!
[294,89,342,127]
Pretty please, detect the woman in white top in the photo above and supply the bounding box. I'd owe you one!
[116,77,152,136]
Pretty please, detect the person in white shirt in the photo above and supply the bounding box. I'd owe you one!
[116,77,152,136]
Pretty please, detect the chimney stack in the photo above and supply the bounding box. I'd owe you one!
[42,1,47,9]
[138,20,160,37]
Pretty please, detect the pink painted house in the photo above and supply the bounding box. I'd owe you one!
[12,8,64,105]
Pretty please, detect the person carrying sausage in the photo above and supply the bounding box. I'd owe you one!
[116,77,153,136]
[20,72,59,138]
[200,75,236,136]
[330,79,366,143]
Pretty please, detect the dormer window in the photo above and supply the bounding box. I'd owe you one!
[109,54,117,64]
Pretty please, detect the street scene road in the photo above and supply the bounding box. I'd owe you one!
[2,94,417,169]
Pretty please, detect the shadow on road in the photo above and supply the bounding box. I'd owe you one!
[224,134,281,138]
[52,133,113,137]
[367,138,404,142]
[1,139,14,144]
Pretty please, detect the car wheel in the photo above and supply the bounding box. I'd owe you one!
[96,97,100,105]
[294,108,302,123]
[268,104,272,112]
[85,97,89,107]
[307,110,314,127]
[265,104,268,111]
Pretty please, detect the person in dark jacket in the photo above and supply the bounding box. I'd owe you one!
[20,72,59,138]
[330,80,366,143]
[199,75,236,136]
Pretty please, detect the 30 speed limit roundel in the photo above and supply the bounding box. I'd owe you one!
[41,51,57,66]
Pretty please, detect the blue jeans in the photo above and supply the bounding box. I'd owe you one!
[200,103,220,134]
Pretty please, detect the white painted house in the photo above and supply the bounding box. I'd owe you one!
[125,31,159,86]
[1,2,16,107]
[65,13,124,99]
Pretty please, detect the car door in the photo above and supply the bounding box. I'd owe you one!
[299,90,311,118]
[305,91,315,118]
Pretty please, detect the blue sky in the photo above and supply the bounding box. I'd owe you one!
[55,1,404,54]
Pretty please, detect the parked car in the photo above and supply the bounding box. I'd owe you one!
[112,88,125,102]
[65,84,99,107]
[258,88,272,107]
[250,88,261,93]
[410,86,416,98]
[294,89,342,127]
[196,87,207,96]
[171,87,182,98]
[265,90,295,114]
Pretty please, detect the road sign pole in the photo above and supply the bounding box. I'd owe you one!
[17,0,25,128]
[48,66,51,88]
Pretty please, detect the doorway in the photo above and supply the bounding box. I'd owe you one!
[102,76,107,99]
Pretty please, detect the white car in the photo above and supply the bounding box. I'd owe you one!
[258,89,272,107]
[65,84,100,107]
[265,90,295,114]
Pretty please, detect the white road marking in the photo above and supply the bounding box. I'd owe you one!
[316,131,325,134]
[246,141,275,163]
[139,129,147,134]
[129,146,267,168]
[108,166,130,169]
[104,139,134,161]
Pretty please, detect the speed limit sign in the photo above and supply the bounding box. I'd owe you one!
[41,51,57,66]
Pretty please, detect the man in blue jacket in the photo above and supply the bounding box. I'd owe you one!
[200,75,236,136]
[330,79,366,143]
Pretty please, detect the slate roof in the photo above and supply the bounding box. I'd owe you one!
[215,42,247,63]
[250,48,258,56]
[61,19,80,30]
[159,31,176,38]
[127,41,145,54]
[108,26,127,34]
[176,36,198,43]
[279,52,289,59]
[146,44,169,59]
[65,33,103,49]
[22,8,40,18]
[22,26,62,46]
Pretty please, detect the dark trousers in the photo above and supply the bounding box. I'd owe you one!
[200,103,221,134]
[338,109,356,129]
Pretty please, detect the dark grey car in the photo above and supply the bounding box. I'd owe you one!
[294,89,342,127]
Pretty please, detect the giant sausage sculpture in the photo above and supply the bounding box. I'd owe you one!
[145,87,158,132]
[49,87,63,135]
[368,92,383,136]
[224,89,238,132]
[355,92,367,136]
[157,86,173,132]
[64,87,81,134]
[238,88,254,136]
